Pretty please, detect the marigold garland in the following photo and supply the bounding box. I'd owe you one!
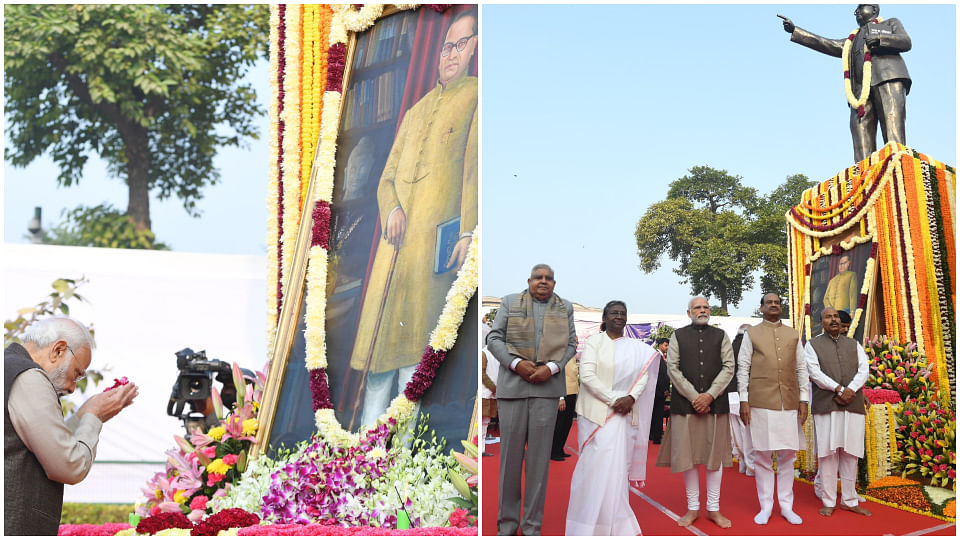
[788,144,956,509]
[789,143,954,408]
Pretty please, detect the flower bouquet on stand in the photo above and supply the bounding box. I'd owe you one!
[136,362,264,523]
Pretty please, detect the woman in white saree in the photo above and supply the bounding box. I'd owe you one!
[565,301,660,536]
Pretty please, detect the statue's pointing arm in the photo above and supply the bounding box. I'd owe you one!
[780,14,844,58]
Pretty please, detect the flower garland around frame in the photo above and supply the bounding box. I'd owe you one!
[801,227,877,342]
[274,4,471,444]
[842,18,879,117]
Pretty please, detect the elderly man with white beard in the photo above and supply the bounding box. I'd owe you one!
[655,296,735,529]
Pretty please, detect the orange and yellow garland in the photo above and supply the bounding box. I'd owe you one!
[787,143,955,410]
[266,5,334,354]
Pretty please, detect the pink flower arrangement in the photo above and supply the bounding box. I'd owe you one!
[189,495,209,511]
[448,508,475,528]
[58,523,131,536]
[137,362,266,520]
[236,524,479,536]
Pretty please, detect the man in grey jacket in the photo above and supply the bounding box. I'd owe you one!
[781,4,911,162]
[486,264,577,535]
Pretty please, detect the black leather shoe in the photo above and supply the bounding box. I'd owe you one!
[550,455,566,462]
[562,452,572,458]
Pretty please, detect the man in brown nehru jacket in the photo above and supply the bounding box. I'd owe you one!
[738,293,809,526]
[804,307,872,517]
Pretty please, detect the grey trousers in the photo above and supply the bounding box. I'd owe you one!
[850,79,907,162]
[497,397,559,536]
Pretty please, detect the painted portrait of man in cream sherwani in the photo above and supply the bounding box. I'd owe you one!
[349,9,478,429]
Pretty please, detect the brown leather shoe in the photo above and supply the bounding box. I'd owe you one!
[838,503,872,516]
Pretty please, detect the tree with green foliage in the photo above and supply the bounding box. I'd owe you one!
[653,324,674,340]
[4,4,270,241]
[37,204,170,250]
[635,166,814,315]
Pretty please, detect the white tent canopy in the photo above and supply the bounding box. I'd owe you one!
[4,244,267,503]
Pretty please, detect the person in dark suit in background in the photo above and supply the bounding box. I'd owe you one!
[551,352,579,461]
[649,338,671,444]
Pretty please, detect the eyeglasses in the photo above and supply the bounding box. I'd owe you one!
[607,310,627,317]
[441,34,475,57]
[65,345,87,384]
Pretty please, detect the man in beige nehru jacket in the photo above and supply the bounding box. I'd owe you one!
[738,293,809,526]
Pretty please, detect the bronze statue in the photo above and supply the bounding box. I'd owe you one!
[780,5,911,163]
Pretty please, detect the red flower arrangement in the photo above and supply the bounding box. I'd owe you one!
[136,511,193,535]
[864,388,901,405]
[448,508,475,528]
[191,507,260,536]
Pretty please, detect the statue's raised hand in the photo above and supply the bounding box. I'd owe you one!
[777,14,795,33]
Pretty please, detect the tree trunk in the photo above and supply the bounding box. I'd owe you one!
[123,126,151,232]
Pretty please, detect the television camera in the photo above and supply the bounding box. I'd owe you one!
[166,348,254,436]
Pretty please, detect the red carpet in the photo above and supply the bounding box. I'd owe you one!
[481,422,955,536]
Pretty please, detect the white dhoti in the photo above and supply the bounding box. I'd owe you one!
[814,411,866,508]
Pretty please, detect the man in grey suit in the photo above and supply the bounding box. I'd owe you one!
[781,4,911,162]
[487,264,577,535]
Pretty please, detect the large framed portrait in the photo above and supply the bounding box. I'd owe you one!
[264,5,479,452]
[807,239,875,343]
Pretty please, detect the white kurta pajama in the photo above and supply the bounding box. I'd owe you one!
[736,331,808,452]
[737,323,809,521]
[565,336,657,536]
[804,338,869,508]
